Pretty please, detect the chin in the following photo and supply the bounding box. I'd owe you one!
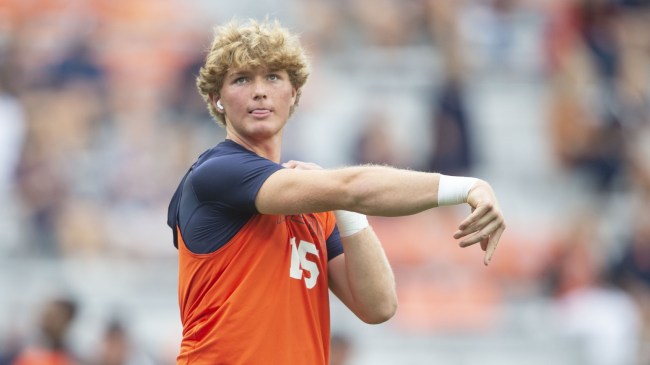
[249,119,285,136]
[247,126,281,140]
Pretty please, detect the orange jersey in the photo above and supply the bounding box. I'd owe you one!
[168,140,343,364]
[176,212,336,364]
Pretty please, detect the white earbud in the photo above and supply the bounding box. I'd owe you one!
[216,100,224,111]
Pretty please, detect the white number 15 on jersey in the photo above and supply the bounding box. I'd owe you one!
[289,237,320,289]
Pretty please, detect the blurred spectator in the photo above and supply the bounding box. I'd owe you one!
[46,38,105,90]
[611,190,650,362]
[14,77,105,255]
[545,0,649,192]
[611,195,650,290]
[13,89,71,255]
[458,0,519,71]
[553,281,641,365]
[351,0,430,47]
[426,0,474,175]
[0,64,25,254]
[616,0,650,128]
[289,0,349,53]
[544,212,641,365]
[427,79,474,175]
[353,116,404,167]
[580,0,619,84]
[90,319,155,365]
[12,297,80,365]
[0,72,25,196]
[617,0,650,191]
[0,325,22,365]
[167,52,211,124]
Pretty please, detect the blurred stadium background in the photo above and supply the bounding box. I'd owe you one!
[1,0,649,364]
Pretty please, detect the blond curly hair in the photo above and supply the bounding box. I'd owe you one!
[196,19,310,127]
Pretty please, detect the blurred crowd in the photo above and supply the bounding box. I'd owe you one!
[0,0,649,364]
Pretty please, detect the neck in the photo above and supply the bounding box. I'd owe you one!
[226,133,283,163]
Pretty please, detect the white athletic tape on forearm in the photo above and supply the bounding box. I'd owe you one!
[334,210,369,237]
[437,175,478,206]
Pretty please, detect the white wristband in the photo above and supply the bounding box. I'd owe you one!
[334,210,369,237]
[437,175,478,206]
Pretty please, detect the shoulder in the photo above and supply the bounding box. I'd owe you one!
[189,140,283,209]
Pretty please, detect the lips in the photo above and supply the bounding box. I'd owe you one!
[249,108,272,117]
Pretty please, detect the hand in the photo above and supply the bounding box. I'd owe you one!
[282,160,323,170]
[452,180,506,266]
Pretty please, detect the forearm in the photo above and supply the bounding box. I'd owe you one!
[337,226,397,324]
[337,165,441,216]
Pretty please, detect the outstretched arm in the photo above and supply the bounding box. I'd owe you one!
[256,164,440,217]
[257,161,505,264]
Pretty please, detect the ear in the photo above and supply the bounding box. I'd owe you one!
[210,94,224,113]
[290,87,298,106]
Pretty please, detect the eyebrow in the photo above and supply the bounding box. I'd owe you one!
[227,69,282,78]
[227,71,250,79]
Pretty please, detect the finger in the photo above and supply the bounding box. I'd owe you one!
[484,225,505,266]
[480,236,489,251]
[458,219,502,248]
[457,204,491,231]
[282,160,297,168]
[462,219,502,248]
[453,210,497,239]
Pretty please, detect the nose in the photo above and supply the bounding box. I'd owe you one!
[252,77,267,100]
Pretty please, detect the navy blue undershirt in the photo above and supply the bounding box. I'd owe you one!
[167,140,343,258]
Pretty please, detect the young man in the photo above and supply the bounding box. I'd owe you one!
[168,19,505,364]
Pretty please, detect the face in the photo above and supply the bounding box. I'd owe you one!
[40,302,72,340]
[217,68,297,142]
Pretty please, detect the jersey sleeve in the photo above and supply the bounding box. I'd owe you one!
[326,226,343,261]
[191,152,283,212]
[323,211,343,260]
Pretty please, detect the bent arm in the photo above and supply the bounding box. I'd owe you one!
[328,226,397,324]
[256,165,441,217]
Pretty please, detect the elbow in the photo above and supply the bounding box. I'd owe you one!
[359,296,398,325]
